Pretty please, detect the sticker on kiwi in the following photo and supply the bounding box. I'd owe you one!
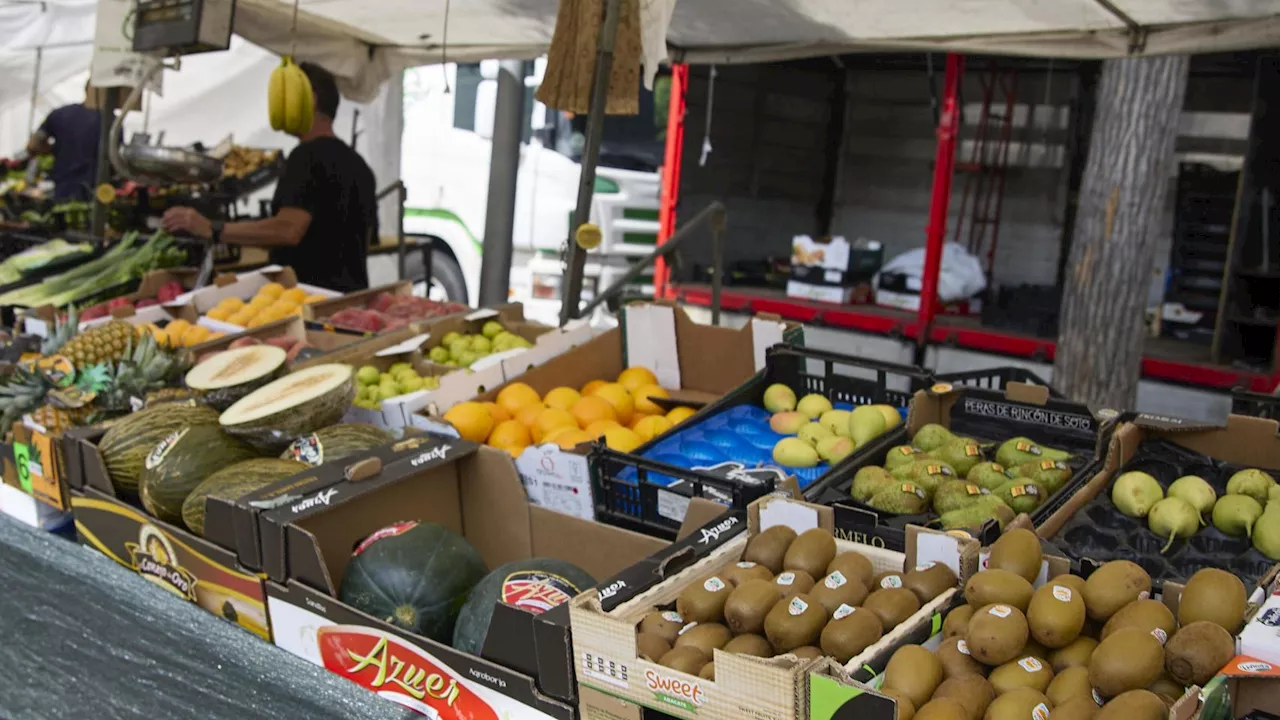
[1092,689,1103,706]
[956,639,971,655]
[145,428,189,470]
[736,561,758,569]
[988,604,1012,618]
[1018,657,1043,672]
[1138,590,1150,600]
[678,622,698,636]
[880,575,903,589]
[1151,627,1168,644]
[1032,703,1050,720]
[1052,585,1072,602]
[788,597,809,616]
[833,604,857,620]
[703,577,726,593]
[915,562,936,572]
[776,572,796,586]
[661,611,683,624]
[825,571,847,589]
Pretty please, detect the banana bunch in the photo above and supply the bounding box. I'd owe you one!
[268,57,314,136]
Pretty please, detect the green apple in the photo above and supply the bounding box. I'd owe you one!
[440,331,462,347]
[427,346,449,363]
[388,362,412,374]
[424,376,442,389]
[482,321,505,339]
[398,375,425,393]
[471,336,491,353]
[356,365,380,385]
[456,351,478,367]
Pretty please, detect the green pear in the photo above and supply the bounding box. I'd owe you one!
[762,383,798,413]
[816,436,855,464]
[940,497,1015,531]
[1213,494,1263,537]
[1148,497,1200,553]
[875,405,902,430]
[796,394,833,419]
[1111,471,1164,518]
[773,437,819,468]
[798,422,833,447]
[993,480,1046,514]
[1253,504,1280,560]
[968,462,1012,491]
[1012,460,1073,494]
[851,466,894,502]
[892,460,956,497]
[995,437,1071,468]
[911,423,955,452]
[884,445,929,472]
[934,480,993,515]
[769,411,808,435]
[1167,475,1216,523]
[935,439,983,477]
[868,483,930,514]
[849,405,887,447]
[819,409,852,438]
[1227,469,1276,505]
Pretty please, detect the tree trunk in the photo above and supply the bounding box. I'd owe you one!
[1054,55,1190,410]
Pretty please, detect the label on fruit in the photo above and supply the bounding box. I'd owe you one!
[880,575,903,589]
[788,597,809,616]
[145,428,188,470]
[931,383,953,393]
[897,446,921,456]
[1018,657,1043,672]
[703,577,726,593]
[1091,689,1103,706]
[989,605,1012,618]
[678,622,698,636]
[956,640,971,655]
[926,464,954,476]
[285,433,324,466]
[1016,440,1041,455]
[776,572,796,586]
[825,571,847,589]
[915,562,935,572]
[661,611,683,624]
[964,484,986,496]
[353,521,418,556]
[991,463,1005,473]
[1052,585,1072,602]
[501,570,586,614]
[736,561,758,569]
[1151,627,1168,644]
[833,604,857,620]
[965,445,981,457]
[1138,591,1150,600]
[1040,460,1064,470]
[901,483,926,499]
[1033,703,1050,720]
[1010,484,1039,498]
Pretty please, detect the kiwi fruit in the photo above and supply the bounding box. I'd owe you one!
[933,674,996,720]
[774,569,816,597]
[722,633,774,658]
[967,603,1030,666]
[764,593,827,652]
[864,587,922,631]
[1146,674,1185,706]
[637,632,672,661]
[1050,636,1099,672]
[876,570,908,590]
[916,698,970,720]
[905,562,959,603]
[989,655,1055,695]
[882,687,917,720]
[741,525,797,574]
[938,636,988,678]
[884,645,945,709]
[724,579,781,635]
[674,623,732,656]
[983,687,1051,720]
[819,606,884,662]
[1046,666,1095,706]
[639,610,685,644]
[1021,638,1052,661]
[1095,690,1165,720]
[945,605,976,639]
[783,527,838,579]
[1088,627,1165,698]
[722,560,774,587]
[1027,581,1086,649]
[1163,620,1235,687]
[810,570,870,615]
[1100,600,1176,644]
[1053,696,1101,720]
[828,551,875,588]
[1082,561,1151,623]
[676,576,732,624]
[1177,568,1247,635]
[966,569,1035,613]
[988,529,1044,583]
[787,645,824,660]
[658,646,708,674]
[699,661,715,680]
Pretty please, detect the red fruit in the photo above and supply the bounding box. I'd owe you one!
[370,293,395,313]
[285,342,311,364]
[80,305,108,320]
[136,298,159,308]
[264,336,298,351]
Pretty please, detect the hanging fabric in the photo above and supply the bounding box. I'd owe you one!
[536,0,643,116]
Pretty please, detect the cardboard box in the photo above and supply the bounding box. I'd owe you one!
[569,495,979,720]
[64,425,273,640]
[184,314,366,358]
[222,436,680,719]
[1198,655,1280,718]
[787,236,882,305]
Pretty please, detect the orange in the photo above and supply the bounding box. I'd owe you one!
[515,402,548,429]
[488,420,531,449]
[602,426,643,453]
[165,319,191,337]
[532,408,577,444]
[493,443,526,459]
[554,429,593,450]
[633,415,673,442]
[182,325,211,347]
[205,306,232,321]
[584,419,621,438]
[571,395,617,428]
[543,386,582,412]
[216,296,244,311]
[541,426,576,445]
[581,379,608,397]
[617,366,658,393]
[481,402,511,423]
[632,383,670,415]
[591,383,635,425]
[443,401,495,443]
[497,382,542,416]
[281,287,308,304]
[258,282,285,299]
[667,406,697,424]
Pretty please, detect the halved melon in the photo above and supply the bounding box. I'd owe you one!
[219,364,355,451]
[186,345,287,410]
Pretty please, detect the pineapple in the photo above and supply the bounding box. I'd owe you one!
[0,366,50,430]
[59,320,135,369]
[39,306,78,357]
[94,333,191,415]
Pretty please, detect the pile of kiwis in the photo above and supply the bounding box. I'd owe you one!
[634,525,960,680]
[874,529,1244,720]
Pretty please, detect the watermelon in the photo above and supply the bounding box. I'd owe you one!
[181,458,308,536]
[339,521,486,643]
[219,364,355,451]
[280,423,394,467]
[185,345,287,410]
[138,425,259,525]
[452,559,596,655]
[98,403,220,495]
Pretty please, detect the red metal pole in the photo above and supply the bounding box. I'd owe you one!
[654,63,688,300]
[918,54,965,339]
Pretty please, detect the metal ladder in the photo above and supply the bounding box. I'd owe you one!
[952,61,1019,285]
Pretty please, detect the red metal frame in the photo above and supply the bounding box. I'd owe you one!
[654,63,689,300]
[918,54,965,342]
[953,62,1018,284]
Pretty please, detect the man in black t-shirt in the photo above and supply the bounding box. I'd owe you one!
[162,63,375,292]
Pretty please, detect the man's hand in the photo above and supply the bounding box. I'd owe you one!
[162,207,213,240]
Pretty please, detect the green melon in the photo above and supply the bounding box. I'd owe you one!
[181,457,308,536]
[185,345,287,411]
[98,403,221,495]
[219,364,355,452]
[139,425,259,525]
[452,558,596,655]
[279,423,394,467]
[339,521,486,643]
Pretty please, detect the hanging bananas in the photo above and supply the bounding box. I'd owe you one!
[267,57,314,136]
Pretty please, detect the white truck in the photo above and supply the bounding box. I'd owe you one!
[394,60,664,324]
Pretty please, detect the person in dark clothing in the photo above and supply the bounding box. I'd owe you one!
[27,83,105,201]
[162,62,376,292]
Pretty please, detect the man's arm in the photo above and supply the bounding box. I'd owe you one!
[26,130,51,156]
[161,207,311,246]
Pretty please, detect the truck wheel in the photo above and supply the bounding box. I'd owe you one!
[428,249,468,305]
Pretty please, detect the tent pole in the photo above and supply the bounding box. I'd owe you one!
[559,0,623,326]
[655,63,688,300]
[917,53,964,359]
[479,59,527,307]
[28,47,42,135]
[91,87,119,238]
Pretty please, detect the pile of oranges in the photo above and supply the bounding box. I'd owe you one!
[143,318,227,348]
[442,366,697,457]
[203,282,328,328]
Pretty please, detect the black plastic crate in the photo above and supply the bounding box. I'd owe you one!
[590,344,933,539]
[1231,388,1280,420]
[935,366,1063,398]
